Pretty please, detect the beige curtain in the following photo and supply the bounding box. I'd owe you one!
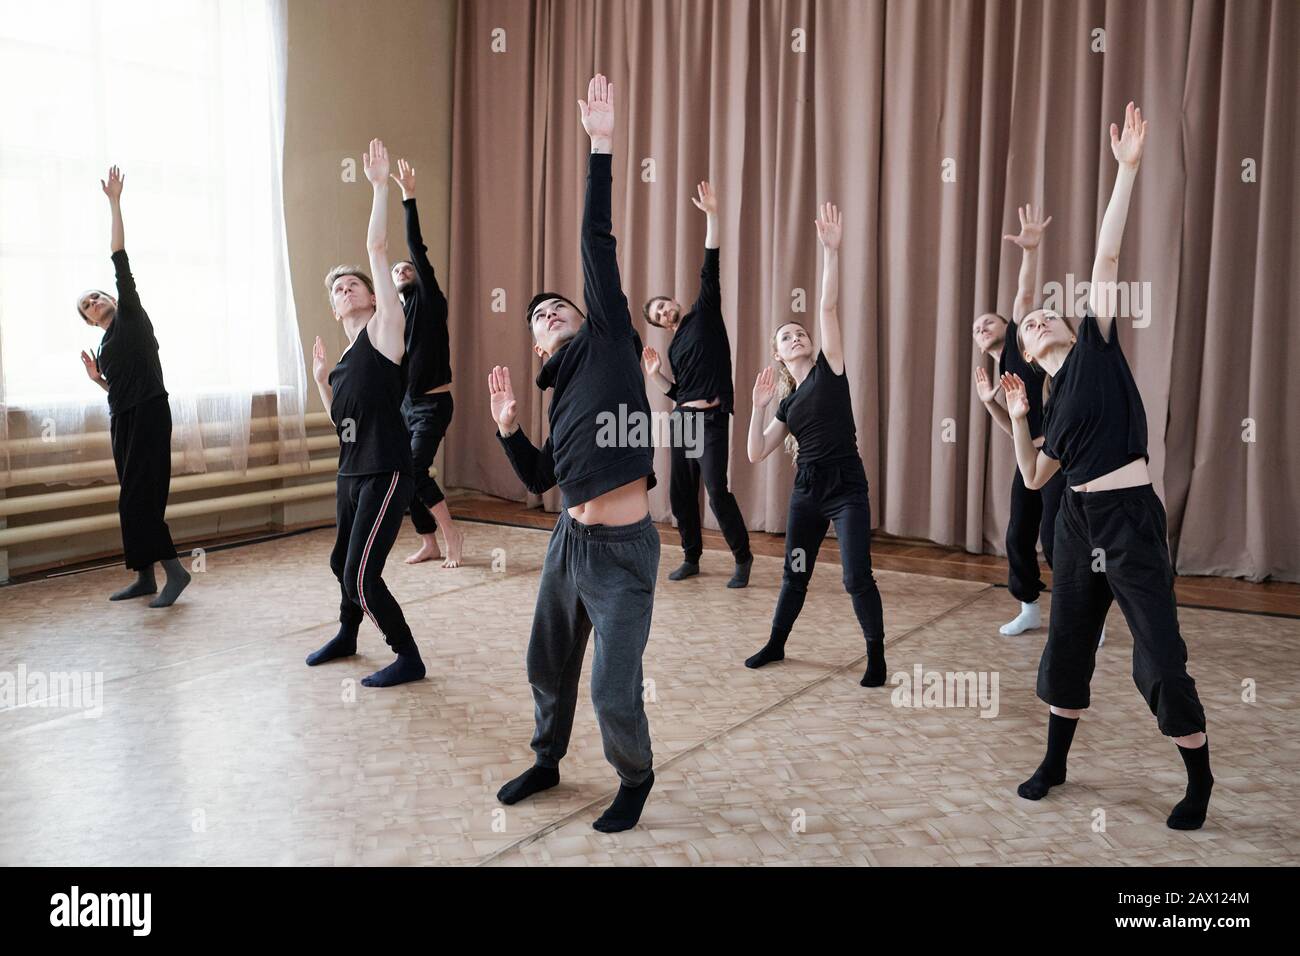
[445,0,1300,582]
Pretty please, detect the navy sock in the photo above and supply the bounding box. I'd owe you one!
[360,649,426,687]
[745,631,787,669]
[860,638,887,687]
[727,557,753,589]
[668,561,699,581]
[593,770,654,833]
[306,626,358,666]
[148,557,191,608]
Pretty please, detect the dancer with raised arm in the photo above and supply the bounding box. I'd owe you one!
[744,203,887,688]
[972,204,1067,636]
[389,158,464,568]
[1002,104,1212,829]
[642,181,752,587]
[488,74,660,833]
[306,138,425,689]
[77,166,190,608]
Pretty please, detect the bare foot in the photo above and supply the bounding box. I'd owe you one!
[441,526,465,568]
[405,534,442,565]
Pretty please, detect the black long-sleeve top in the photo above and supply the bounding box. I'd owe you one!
[95,250,168,416]
[400,198,451,397]
[666,246,735,414]
[497,153,657,508]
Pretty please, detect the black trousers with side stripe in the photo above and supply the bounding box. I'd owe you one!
[330,471,418,654]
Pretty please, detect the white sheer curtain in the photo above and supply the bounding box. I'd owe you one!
[0,0,306,483]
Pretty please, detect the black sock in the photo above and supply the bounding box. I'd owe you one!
[745,631,788,669]
[110,566,156,601]
[360,649,426,688]
[727,557,753,589]
[860,638,887,687]
[497,765,560,805]
[1018,712,1078,800]
[1167,740,1213,831]
[148,557,192,608]
[305,626,359,666]
[668,560,699,581]
[593,770,655,833]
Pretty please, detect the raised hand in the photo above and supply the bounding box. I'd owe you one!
[311,336,330,385]
[489,365,519,433]
[578,73,615,147]
[642,346,661,376]
[362,138,390,186]
[974,366,1001,403]
[390,158,416,199]
[100,165,124,201]
[999,372,1029,420]
[753,366,778,409]
[815,201,842,251]
[1110,101,1147,168]
[1003,203,1052,250]
[80,350,103,383]
[691,181,718,216]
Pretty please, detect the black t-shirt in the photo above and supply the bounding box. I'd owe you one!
[497,153,656,508]
[95,250,168,416]
[400,198,452,397]
[666,247,735,414]
[1000,318,1046,439]
[1041,312,1148,486]
[775,350,859,465]
[329,326,413,477]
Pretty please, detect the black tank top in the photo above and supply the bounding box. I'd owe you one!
[328,326,413,476]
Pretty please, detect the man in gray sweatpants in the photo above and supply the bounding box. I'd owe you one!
[486,73,660,833]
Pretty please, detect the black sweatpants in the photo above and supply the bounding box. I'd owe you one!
[770,457,885,646]
[527,512,660,786]
[402,391,453,535]
[1007,468,1065,603]
[331,472,418,655]
[110,394,177,571]
[668,406,751,564]
[1037,485,1206,737]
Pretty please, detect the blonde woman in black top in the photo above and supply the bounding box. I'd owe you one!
[745,203,887,687]
[1002,103,1212,830]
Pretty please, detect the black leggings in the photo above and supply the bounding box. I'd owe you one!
[1007,468,1065,603]
[403,391,453,535]
[331,472,417,654]
[668,407,751,563]
[1037,485,1206,737]
[110,394,177,570]
[771,457,885,645]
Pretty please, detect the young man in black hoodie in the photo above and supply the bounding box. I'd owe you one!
[487,73,659,833]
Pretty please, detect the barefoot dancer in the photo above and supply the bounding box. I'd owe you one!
[306,139,425,689]
[642,180,753,588]
[488,74,659,833]
[744,203,887,688]
[77,166,190,608]
[973,204,1066,636]
[389,158,464,568]
[1004,104,1212,829]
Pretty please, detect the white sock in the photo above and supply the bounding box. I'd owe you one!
[999,600,1041,636]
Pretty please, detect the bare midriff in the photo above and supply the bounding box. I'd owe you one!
[1071,457,1150,493]
[567,476,651,526]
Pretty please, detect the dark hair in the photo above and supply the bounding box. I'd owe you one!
[75,289,112,323]
[524,291,583,329]
[323,265,374,303]
[643,295,670,326]
[392,260,414,272]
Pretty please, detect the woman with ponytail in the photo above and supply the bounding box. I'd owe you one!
[744,203,887,688]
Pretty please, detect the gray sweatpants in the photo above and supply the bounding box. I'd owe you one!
[527,511,660,786]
